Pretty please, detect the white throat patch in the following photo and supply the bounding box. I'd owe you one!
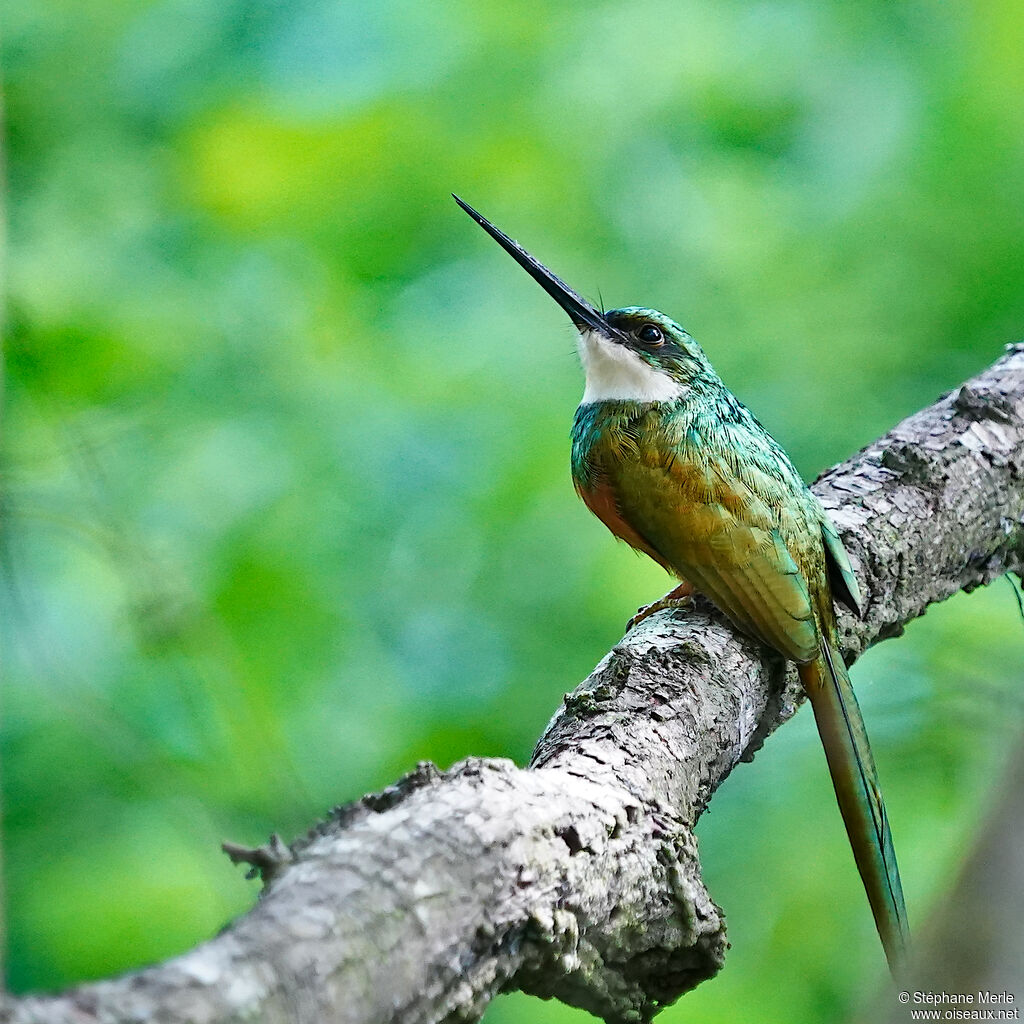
[577,329,682,404]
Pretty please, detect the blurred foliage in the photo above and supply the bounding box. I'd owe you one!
[2,0,1023,1020]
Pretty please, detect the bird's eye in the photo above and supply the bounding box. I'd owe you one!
[637,324,664,345]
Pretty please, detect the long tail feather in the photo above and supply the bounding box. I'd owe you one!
[798,644,909,974]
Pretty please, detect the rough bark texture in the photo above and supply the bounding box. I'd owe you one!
[3,347,1024,1024]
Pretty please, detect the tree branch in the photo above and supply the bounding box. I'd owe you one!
[4,346,1024,1024]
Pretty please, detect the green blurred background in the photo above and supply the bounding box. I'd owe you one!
[2,1,1023,1020]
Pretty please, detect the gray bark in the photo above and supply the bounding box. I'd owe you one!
[3,346,1024,1024]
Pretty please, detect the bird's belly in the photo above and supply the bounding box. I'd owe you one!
[607,457,738,571]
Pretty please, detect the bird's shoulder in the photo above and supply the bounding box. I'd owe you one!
[651,398,804,517]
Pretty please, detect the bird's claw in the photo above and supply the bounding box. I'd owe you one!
[626,594,693,632]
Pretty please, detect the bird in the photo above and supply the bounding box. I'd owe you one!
[454,193,909,974]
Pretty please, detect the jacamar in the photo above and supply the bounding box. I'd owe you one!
[455,194,909,973]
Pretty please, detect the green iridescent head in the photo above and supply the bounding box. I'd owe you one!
[455,195,711,402]
[601,306,709,373]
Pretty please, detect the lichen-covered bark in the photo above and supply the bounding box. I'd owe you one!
[3,346,1023,1024]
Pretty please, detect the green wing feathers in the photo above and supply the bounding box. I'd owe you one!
[619,448,822,662]
[821,516,863,615]
[683,527,818,663]
[799,643,909,974]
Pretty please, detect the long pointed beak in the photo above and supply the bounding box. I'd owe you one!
[453,194,618,338]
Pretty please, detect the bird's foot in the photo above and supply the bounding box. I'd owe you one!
[626,583,694,631]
